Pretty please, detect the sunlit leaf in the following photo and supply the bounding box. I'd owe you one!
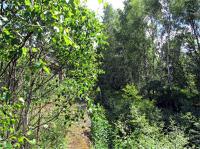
[64,36,73,46]
[43,66,51,74]
[22,47,28,56]
[18,97,25,103]
[98,0,103,4]
[25,0,31,6]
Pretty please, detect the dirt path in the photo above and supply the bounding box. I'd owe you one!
[66,106,91,149]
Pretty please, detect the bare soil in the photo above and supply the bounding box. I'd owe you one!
[66,107,91,149]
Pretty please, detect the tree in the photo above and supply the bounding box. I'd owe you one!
[0,0,105,148]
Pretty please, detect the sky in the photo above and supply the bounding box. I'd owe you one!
[86,0,124,16]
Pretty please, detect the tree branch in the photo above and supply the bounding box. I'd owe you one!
[0,31,33,78]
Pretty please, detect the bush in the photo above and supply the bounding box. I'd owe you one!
[113,84,188,149]
[91,105,111,149]
[177,112,200,148]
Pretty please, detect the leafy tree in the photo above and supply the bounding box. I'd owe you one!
[98,0,200,148]
[0,0,105,148]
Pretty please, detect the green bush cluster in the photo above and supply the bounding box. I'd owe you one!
[112,84,188,149]
[91,105,111,149]
[93,85,189,149]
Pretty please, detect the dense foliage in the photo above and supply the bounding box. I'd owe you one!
[113,85,188,149]
[0,0,105,148]
[91,105,111,149]
[1,0,200,148]
[92,0,200,148]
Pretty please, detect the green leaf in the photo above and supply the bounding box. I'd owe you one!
[29,139,36,145]
[22,47,28,56]
[104,2,108,8]
[25,138,36,145]
[82,16,86,22]
[64,36,73,46]
[25,0,31,6]
[32,48,38,53]
[43,66,51,74]
[98,0,103,4]
[14,143,21,148]
[4,142,12,149]
[3,28,10,35]
[27,130,32,136]
[73,0,80,6]
[18,137,25,143]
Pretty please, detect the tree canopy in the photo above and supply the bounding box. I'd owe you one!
[0,0,200,148]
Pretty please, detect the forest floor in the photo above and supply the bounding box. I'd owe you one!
[65,105,91,149]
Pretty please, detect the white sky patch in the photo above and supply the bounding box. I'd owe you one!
[86,0,124,16]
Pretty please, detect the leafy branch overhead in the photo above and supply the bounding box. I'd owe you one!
[0,0,106,148]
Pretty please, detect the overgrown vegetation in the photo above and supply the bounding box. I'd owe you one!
[91,105,111,149]
[0,0,200,148]
[91,0,200,148]
[0,0,105,148]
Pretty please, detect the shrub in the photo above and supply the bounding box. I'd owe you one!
[91,105,111,149]
[113,84,188,149]
[178,112,200,148]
